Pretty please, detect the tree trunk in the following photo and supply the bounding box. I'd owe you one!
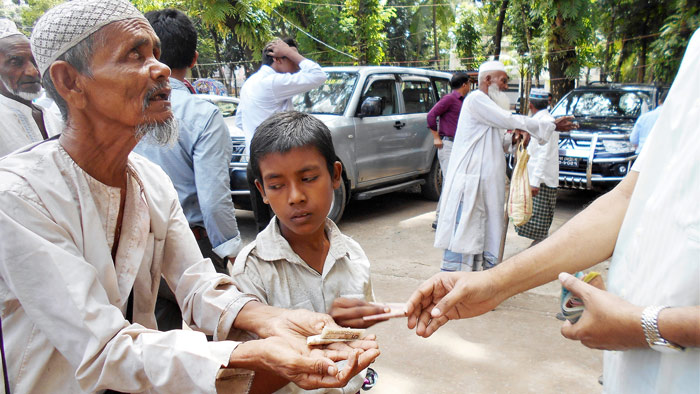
[210,28,229,94]
[548,11,576,102]
[601,1,618,82]
[613,40,627,82]
[433,0,439,66]
[493,0,509,60]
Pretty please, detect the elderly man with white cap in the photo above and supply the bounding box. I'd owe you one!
[434,60,574,272]
[0,1,378,393]
[408,30,700,393]
[514,88,559,245]
[0,18,62,156]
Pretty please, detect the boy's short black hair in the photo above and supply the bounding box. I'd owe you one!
[261,37,298,66]
[249,111,337,186]
[145,9,197,70]
[450,72,471,89]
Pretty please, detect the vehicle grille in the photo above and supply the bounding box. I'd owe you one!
[558,136,605,152]
[231,137,247,163]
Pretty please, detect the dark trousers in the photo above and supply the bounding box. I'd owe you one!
[154,233,228,331]
[247,167,272,233]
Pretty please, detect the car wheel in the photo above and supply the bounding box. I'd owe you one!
[420,156,441,201]
[327,177,347,223]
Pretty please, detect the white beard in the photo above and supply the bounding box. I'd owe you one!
[0,76,40,101]
[135,116,179,147]
[488,83,511,111]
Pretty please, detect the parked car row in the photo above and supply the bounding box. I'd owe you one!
[203,69,664,223]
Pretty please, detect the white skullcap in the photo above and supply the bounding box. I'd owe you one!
[529,88,549,100]
[30,0,147,76]
[478,60,507,78]
[0,19,24,41]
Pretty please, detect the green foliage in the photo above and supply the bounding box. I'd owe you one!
[650,0,700,83]
[453,4,484,69]
[340,0,394,65]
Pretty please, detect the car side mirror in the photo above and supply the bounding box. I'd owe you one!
[358,96,383,118]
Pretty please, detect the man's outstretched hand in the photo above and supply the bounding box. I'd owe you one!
[554,116,578,132]
[406,271,505,337]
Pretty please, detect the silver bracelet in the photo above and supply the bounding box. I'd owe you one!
[641,305,685,353]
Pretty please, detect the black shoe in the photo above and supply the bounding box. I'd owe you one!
[431,222,437,230]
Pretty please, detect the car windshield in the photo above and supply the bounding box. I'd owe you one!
[293,72,358,115]
[214,100,237,117]
[551,90,651,119]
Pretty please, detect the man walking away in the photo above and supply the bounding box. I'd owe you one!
[515,88,558,245]
[236,37,326,231]
[427,72,471,230]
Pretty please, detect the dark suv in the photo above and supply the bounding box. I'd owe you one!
[552,84,665,190]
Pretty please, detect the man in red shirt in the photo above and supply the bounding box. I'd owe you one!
[427,72,471,229]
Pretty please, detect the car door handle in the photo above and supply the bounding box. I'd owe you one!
[394,121,406,129]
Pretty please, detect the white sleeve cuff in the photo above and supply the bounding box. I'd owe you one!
[213,235,243,259]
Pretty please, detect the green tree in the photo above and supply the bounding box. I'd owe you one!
[453,3,484,69]
[650,0,700,84]
[340,0,394,65]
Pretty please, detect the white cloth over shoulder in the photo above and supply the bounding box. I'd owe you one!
[0,141,256,393]
[435,90,555,258]
[603,29,700,394]
[526,109,559,188]
[0,93,63,156]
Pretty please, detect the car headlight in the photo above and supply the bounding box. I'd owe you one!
[602,140,635,153]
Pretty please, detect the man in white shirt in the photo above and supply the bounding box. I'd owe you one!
[435,60,575,272]
[0,1,377,392]
[515,88,559,245]
[0,18,62,156]
[407,28,700,394]
[236,37,327,231]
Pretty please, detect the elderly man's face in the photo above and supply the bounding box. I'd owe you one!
[490,71,509,91]
[79,19,172,131]
[0,35,42,101]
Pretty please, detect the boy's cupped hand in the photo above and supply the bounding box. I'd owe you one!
[329,297,395,328]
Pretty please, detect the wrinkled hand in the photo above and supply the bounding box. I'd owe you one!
[262,308,336,339]
[512,129,531,147]
[406,271,503,337]
[531,186,539,197]
[265,39,299,59]
[558,272,646,350]
[329,297,388,328]
[554,116,578,132]
[233,334,380,390]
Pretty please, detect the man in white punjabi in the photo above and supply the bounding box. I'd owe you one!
[407,29,700,393]
[0,18,62,156]
[0,1,378,393]
[435,60,575,272]
[515,88,559,245]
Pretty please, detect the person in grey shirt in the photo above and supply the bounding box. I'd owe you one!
[134,9,242,329]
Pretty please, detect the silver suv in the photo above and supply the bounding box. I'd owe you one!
[229,66,452,221]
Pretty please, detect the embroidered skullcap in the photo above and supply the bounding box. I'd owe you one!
[30,0,147,76]
[478,60,507,78]
[0,19,24,41]
[529,88,549,100]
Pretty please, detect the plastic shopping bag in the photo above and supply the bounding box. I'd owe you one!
[508,141,532,226]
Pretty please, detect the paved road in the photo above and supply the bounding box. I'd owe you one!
[236,188,607,393]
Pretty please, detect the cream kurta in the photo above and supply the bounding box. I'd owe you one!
[0,140,255,393]
[230,218,373,394]
[603,29,700,393]
[435,90,555,259]
[0,93,63,156]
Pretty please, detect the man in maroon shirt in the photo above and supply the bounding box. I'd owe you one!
[427,72,471,229]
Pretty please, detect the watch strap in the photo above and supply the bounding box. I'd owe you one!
[641,305,685,352]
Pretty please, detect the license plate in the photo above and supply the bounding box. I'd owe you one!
[559,156,579,167]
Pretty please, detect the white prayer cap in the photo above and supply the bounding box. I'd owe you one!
[478,60,507,78]
[0,19,24,41]
[529,88,549,100]
[30,0,147,76]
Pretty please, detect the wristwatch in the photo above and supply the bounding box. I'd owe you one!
[641,305,685,353]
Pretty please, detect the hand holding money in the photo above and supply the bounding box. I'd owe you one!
[329,297,389,328]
